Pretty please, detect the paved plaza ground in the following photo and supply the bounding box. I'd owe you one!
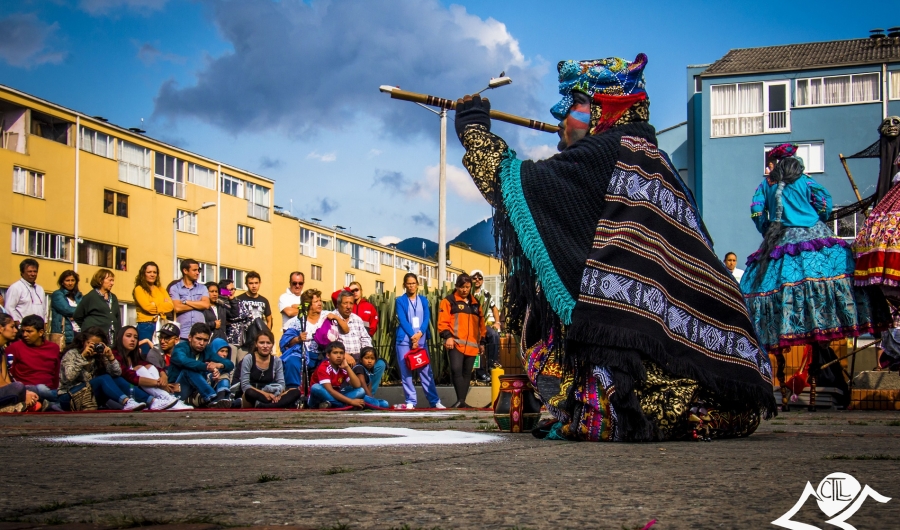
[0,408,899,529]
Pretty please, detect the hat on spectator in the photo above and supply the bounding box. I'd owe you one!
[470,269,484,278]
[158,321,180,338]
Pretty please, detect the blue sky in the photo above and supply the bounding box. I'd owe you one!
[0,0,890,243]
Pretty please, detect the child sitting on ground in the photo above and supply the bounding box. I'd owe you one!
[352,347,389,408]
[207,338,234,402]
[308,341,366,409]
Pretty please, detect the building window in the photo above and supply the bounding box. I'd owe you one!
[381,251,393,266]
[237,224,254,246]
[365,248,381,273]
[154,152,186,199]
[300,228,317,257]
[176,209,197,233]
[12,166,43,198]
[30,110,69,144]
[317,233,333,249]
[118,140,152,188]
[220,267,247,290]
[694,75,702,93]
[710,81,790,137]
[77,240,124,268]
[11,227,71,262]
[764,142,825,174]
[311,264,323,281]
[375,281,384,294]
[337,239,350,254]
[103,190,128,217]
[891,71,900,100]
[188,163,216,189]
[350,243,364,269]
[832,209,867,240]
[795,73,880,107]
[198,262,216,284]
[221,173,243,197]
[79,126,113,158]
[344,273,355,285]
[395,256,413,272]
[245,182,270,221]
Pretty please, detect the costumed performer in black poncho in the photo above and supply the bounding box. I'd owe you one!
[454,53,776,442]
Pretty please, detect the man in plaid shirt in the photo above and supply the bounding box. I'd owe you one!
[324,290,372,363]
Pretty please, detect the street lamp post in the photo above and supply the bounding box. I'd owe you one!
[334,225,347,291]
[380,75,511,289]
[173,202,216,281]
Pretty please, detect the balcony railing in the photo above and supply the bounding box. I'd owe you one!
[247,202,270,221]
[711,111,790,137]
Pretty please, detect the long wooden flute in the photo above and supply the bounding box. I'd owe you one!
[379,86,560,134]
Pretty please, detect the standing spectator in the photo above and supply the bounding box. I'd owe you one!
[227,271,272,364]
[167,323,231,408]
[57,326,146,411]
[278,271,305,330]
[50,270,82,347]
[0,314,37,411]
[113,326,179,410]
[74,269,121,344]
[239,329,301,408]
[5,258,47,322]
[723,252,744,282]
[217,279,236,340]
[8,315,61,405]
[168,259,210,341]
[438,274,485,409]
[349,282,378,338]
[133,261,174,356]
[319,290,373,364]
[280,289,326,396]
[395,273,443,409]
[471,270,501,382]
[204,282,228,342]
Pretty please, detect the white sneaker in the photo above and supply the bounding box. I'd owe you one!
[149,395,178,411]
[434,402,446,409]
[169,400,194,410]
[122,398,147,411]
[405,402,415,410]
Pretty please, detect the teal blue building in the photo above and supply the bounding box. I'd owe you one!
[684,36,900,264]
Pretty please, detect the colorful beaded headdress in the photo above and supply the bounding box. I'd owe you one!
[550,53,648,121]
[766,143,798,163]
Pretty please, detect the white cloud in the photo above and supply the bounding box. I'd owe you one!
[424,164,483,203]
[306,151,337,163]
[367,149,382,158]
[79,0,169,16]
[0,14,65,68]
[523,144,558,161]
[379,236,401,246]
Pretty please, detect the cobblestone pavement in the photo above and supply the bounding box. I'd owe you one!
[1,409,899,529]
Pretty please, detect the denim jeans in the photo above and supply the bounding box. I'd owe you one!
[367,359,386,394]
[396,343,440,407]
[90,374,152,405]
[308,383,365,407]
[26,384,58,403]
[137,322,156,357]
[175,370,217,402]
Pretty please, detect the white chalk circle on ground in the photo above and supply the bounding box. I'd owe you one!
[46,427,502,447]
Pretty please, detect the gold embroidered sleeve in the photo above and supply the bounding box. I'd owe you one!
[461,124,509,206]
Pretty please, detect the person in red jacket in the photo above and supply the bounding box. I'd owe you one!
[8,315,61,406]
[331,282,379,339]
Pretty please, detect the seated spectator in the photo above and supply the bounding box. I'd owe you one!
[58,326,146,411]
[207,337,234,400]
[280,289,326,395]
[8,315,61,406]
[204,282,228,342]
[0,314,37,412]
[74,269,121,344]
[167,323,232,408]
[50,270,82,347]
[318,290,373,365]
[132,261,174,356]
[308,341,366,409]
[142,321,181,372]
[114,326,184,411]
[240,330,301,408]
[331,282,378,338]
[352,346,388,408]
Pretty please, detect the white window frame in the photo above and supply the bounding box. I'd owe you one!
[375,281,384,294]
[890,71,900,100]
[11,226,71,262]
[198,262,216,284]
[187,163,217,189]
[11,227,26,254]
[12,166,43,198]
[117,140,152,188]
[381,252,393,266]
[365,247,380,273]
[311,264,323,281]
[79,126,114,158]
[154,152,186,199]
[317,233,333,249]
[764,141,825,174]
[350,243,364,269]
[710,80,791,138]
[176,209,197,234]
[220,267,247,290]
[221,173,244,197]
[237,224,254,247]
[794,72,881,108]
[300,228,317,257]
[337,239,350,255]
[344,273,355,285]
[245,182,271,221]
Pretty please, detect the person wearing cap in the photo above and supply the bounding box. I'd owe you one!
[470,269,500,382]
[455,53,776,441]
[142,321,182,373]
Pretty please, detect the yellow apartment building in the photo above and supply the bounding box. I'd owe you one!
[0,83,502,339]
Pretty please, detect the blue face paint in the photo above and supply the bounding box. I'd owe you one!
[568,110,591,126]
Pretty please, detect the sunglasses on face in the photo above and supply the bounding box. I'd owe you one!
[350,288,360,293]
[473,276,483,280]
[291,282,304,287]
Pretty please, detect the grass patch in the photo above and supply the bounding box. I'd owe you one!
[39,442,89,448]
[848,420,869,426]
[885,420,900,426]
[257,473,283,483]
[34,501,68,514]
[104,514,218,528]
[323,466,355,475]
[772,429,787,433]
[109,422,147,427]
[770,421,786,425]
[475,423,498,431]
[825,454,900,461]
[321,523,352,530]
[793,421,804,425]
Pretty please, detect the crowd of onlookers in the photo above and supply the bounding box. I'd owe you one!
[0,257,503,413]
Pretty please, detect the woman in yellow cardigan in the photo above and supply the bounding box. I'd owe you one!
[133,261,174,356]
